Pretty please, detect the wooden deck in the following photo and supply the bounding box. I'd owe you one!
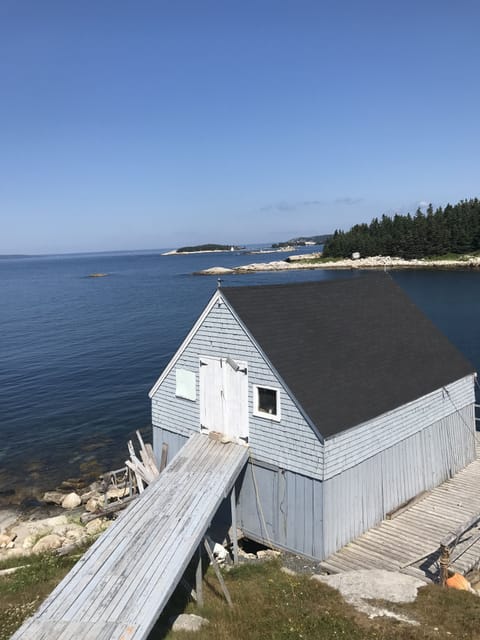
[12,433,249,640]
[320,444,480,581]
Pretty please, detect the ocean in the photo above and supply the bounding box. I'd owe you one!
[1,249,479,502]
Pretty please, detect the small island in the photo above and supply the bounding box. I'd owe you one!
[162,243,244,255]
[196,197,480,275]
[271,234,332,249]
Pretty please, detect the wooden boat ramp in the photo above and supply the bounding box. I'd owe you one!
[12,433,249,640]
[320,441,480,582]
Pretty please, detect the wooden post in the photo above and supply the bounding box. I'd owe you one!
[231,486,239,565]
[439,544,451,587]
[195,546,204,607]
[160,443,168,472]
[204,538,233,607]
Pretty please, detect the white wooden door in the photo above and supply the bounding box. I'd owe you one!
[199,356,248,439]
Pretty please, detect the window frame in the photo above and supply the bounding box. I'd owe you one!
[253,384,281,421]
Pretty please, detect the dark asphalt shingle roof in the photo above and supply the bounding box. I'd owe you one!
[221,274,474,439]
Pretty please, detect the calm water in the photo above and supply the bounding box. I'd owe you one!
[1,250,479,500]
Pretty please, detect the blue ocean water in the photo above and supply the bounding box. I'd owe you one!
[1,250,479,500]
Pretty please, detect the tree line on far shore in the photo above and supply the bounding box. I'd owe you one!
[322,198,480,259]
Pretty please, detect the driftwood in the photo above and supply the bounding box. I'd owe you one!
[80,495,138,523]
[125,431,160,493]
[80,432,164,523]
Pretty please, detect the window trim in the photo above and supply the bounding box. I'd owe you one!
[253,384,281,421]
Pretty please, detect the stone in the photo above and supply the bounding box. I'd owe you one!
[61,493,81,510]
[281,567,297,576]
[171,613,209,632]
[62,524,86,541]
[106,487,129,500]
[42,491,66,505]
[257,549,281,560]
[80,490,98,504]
[85,518,107,536]
[85,497,102,513]
[312,569,425,625]
[0,533,13,548]
[37,515,69,529]
[32,534,63,553]
[23,535,37,550]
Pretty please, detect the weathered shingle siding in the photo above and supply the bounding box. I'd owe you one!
[322,401,476,557]
[323,375,475,479]
[151,300,324,478]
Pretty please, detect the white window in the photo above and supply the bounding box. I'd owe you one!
[175,369,196,401]
[253,385,281,421]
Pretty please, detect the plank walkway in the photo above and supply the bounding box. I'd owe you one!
[12,433,249,640]
[320,445,480,581]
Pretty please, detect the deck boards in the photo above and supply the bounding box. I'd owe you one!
[12,433,249,640]
[320,444,480,580]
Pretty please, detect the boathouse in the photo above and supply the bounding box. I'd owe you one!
[149,274,477,560]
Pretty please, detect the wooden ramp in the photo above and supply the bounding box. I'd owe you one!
[12,433,249,640]
[320,447,480,581]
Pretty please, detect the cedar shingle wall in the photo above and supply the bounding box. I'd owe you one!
[151,300,325,478]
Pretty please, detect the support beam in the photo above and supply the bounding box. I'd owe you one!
[230,486,239,565]
[195,546,204,607]
[204,538,232,607]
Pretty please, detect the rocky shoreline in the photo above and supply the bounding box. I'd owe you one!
[0,477,131,562]
[196,254,480,275]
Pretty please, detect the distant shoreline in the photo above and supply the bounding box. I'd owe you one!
[196,254,480,275]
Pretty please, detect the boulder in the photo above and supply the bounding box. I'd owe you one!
[32,534,63,554]
[85,497,102,513]
[23,535,37,550]
[106,487,129,501]
[85,518,108,536]
[38,515,69,529]
[42,491,66,505]
[257,549,281,560]
[171,614,209,632]
[61,493,81,510]
[62,524,86,541]
[0,533,13,548]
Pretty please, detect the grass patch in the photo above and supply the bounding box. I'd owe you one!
[0,547,88,639]
[4,553,480,640]
[150,561,480,640]
[300,256,347,264]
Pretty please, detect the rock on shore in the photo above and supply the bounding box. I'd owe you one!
[196,254,480,275]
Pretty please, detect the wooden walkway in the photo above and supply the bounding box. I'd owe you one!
[320,446,480,581]
[12,433,249,640]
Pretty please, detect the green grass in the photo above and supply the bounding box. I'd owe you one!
[0,552,81,640]
[152,561,480,640]
[4,554,480,640]
[300,256,347,264]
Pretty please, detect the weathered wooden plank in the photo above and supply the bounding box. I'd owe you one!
[11,433,249,640]
[322,443,480,580]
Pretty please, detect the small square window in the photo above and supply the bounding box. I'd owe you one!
[253,385,281,421]
[175,369,196,401]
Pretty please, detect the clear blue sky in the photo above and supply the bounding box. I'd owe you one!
[1,1,479,254]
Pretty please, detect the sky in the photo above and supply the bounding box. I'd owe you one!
[1,1,479,254]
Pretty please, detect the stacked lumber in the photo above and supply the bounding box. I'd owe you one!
[125,430,160,493]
